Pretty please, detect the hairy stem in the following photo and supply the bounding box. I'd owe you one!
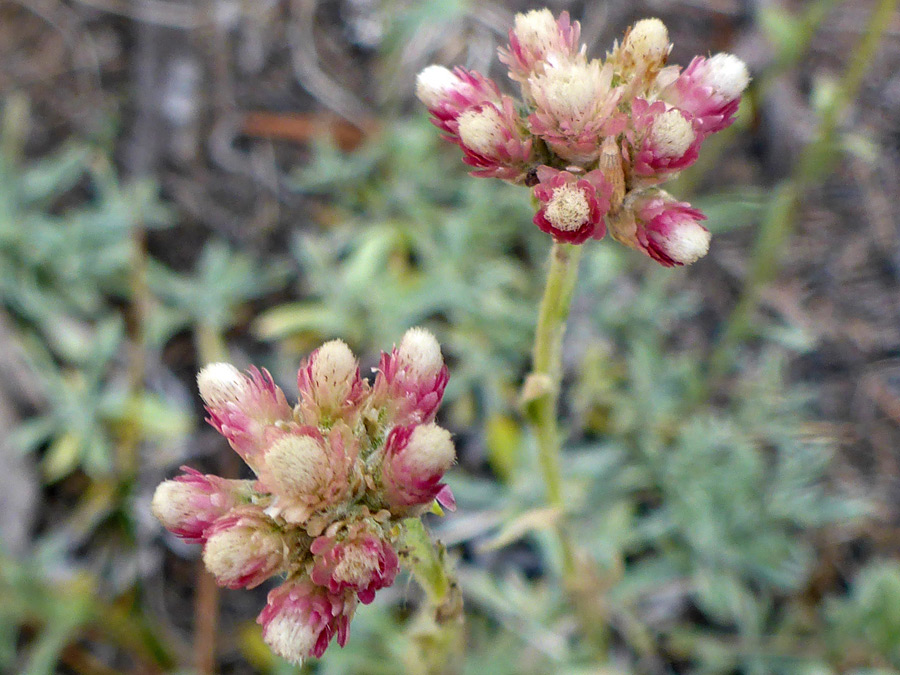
[525,241,583,575]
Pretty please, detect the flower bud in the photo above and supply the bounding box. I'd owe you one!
[662,53,749,134]
[629,99,699,183]
[202,507,288,589]
[296,340,366,425]
[455,99,533,182]
[151,467,252,543]
[625,191,710,266]
[380,423,456,513]
[498,9,583,86]
[623,18,670,69]
[310,522,399,604]
[258,425,357,525]
[372,327,449,426]
[257,577,356,664]
[532,166,613,244]
[199,364,292,473]
[415,66,501,139]
[528,58,623,164]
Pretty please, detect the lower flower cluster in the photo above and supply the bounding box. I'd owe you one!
[151,328,455,664]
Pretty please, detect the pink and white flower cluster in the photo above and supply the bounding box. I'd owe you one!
[151,328,455,665]
[417,10,750,266]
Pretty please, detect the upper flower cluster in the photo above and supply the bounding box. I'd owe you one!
[416,10,750,266]
[151,328,455,664]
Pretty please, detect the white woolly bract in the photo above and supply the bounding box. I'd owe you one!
[197,362,246,407]
[150,480,193,528]
[311,340,357,393]
[660,220,710,264]
[415,65,459,108]
[457,106,506,156]
[406,423,455,475]
[397,327,443,380]
[265,435,331,498]
[705,53,750,100]
[203,527,280,580]
[513,9,560,55]
[263,613,317,665]
[531,58,610,120]
[650,109,695,158]
[625,18,669,63]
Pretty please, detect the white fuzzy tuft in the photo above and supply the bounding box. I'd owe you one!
[705,53,750,100]
[650,109,695,158]
[625,18,669,63]
[197,363,246,407]
[513,9,559,54]
[415,65,459,108]
[265,435,330,498]
[398,327,443,380]
[457,106,505,156]
[333,546,379,585]
[151,481,192,528]
[406,423,455,475]
[311,340,357,394]
[661,220,711,264]
[545,183,591,231]
[263,613,317,665]
[532,58,609,119]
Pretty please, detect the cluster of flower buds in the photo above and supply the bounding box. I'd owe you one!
[416,10,750,266]
[151,328,455,664]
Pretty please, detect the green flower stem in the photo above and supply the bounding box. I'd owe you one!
[525,241,584,575]
[401,518,463,675]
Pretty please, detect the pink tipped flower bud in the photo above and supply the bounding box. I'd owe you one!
[198,363,293,474]
[258,425,357,525]
[415,65,501,139]
[310,522,399,604]
[380,423,456,514]
[373,327,449,426]
[151,467,253,543]
[628,99,700,184]
[257,577,357,664]
[202,506,288,589]
[296,340,367,425]
[623,18,670,69]
[498,9,583,86]
[532,166,613,244]
[456,98,533,182]
[528,58,624,164]
[626,191,710,267]
[662,53,750,135]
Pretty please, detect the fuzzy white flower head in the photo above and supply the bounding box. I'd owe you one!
[545,184,591,232]
[150,481,192,527]
[333,547,380,585]
[650,109,695,158]
[415,65,460,108]
[197,363,246,407]
[457,106,505,156]
[704,53,750,100]
[311,340,357,394]
[513,9,560,54]
[397,327,443,380]
[265,434,330,498]
[406,423,455,476]
[625,18,670,65]
[660,219,711,264]
[264,614,317,665]
[533,58,609,120]
[202,521,284,586]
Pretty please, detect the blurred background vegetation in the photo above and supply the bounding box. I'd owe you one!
[1,0,899,673]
